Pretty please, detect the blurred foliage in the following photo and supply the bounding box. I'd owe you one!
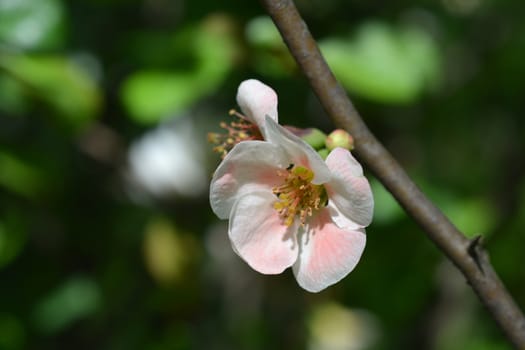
[245,16,296,78]
[0,150,46,197]
[0,0,524,349]
[321,21,441,103]
[0,54,102,130]
[32,276,101,334]
[0,0,66,50]
[121,15,239,124]
[143,216,200,286]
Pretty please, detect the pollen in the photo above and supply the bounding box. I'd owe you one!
[208,109,263,159]
[272,165,328,227]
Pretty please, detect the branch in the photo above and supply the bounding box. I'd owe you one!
[259,0,525,347]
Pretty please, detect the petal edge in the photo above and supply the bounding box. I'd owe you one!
[210,140,287,219]
[236,79,278,137]
[293,209,366,292]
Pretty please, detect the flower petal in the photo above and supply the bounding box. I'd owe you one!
[293,209,366,292]
[210,140,288,219]
[264,116,331,184]
[229,191,299,274]
[236,79,278,136]
[324,148,374,227]
[326,201,361,230]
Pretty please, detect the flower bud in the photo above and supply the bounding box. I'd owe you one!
[317,148,329,160]
[302,128,328,150]
[325,129,354,151]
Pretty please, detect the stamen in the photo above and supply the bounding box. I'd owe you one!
[272,165,328,227]
[208,109,263,159]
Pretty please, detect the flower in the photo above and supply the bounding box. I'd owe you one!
[208,79,278,158]
[210,116,374,292]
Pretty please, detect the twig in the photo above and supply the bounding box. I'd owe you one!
[259,0,525,347]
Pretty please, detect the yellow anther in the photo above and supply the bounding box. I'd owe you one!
[209,109,264,159]
[272,165,327,227]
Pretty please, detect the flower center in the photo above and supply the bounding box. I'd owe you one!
[208,109,263,159]
[272,165,328,227]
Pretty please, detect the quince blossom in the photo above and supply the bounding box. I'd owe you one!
[210,116,374,292]
[208,79,278,158]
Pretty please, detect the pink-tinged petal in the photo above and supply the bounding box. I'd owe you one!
[326,147,364,175]
[324,148,374,227]
[210,141,288,219]
[229,191,299,274]
[264,116,331,184]
[326,201,361,230]
[236,79,278,135]
[293,209,366,292]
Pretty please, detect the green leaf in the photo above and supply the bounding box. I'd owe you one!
[0,150,45,197]
[195,19,237,84]
[421,181,497,238]
[0,0,66,50]
[245,16,295,78]
[121,72,200,124]
[121,16,238,124]
[304,129,328,150]
[0,74,28,115]
[32,276,101,334]
[442,198,496,239]
[245,16,283,49]
[321,21,440,104]
[0,54,102,130]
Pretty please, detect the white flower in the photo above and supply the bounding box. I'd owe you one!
[210,116,374,292]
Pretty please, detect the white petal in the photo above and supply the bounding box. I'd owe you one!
[293,209,366,292]
[229,191,299,274]
[236,79,278,136]
[324,148,374,227]
[264,116,331,184]
[210,141,288,219]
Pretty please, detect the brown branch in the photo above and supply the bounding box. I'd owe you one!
[259,0,525,347]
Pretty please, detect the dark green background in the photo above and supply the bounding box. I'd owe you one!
[0,0,524,349]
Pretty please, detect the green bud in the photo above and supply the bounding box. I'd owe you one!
[300,128,327,150]
[325,129,354,151]
[317,148,329,160]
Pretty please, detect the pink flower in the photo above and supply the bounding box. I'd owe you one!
[210,116,374,292]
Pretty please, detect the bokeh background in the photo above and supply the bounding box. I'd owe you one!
[1,0,524,349]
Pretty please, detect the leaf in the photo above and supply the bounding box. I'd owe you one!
[0,75,28,115]
[442,198,496,238]
[245,16,295,77]
[321,21,440,104]
[121,72,199,124]
[245,16,283,49]
[0,150,45,197]
[121,16,238,124]
[0,54,102,130]
[32,277,101,334]
[421,181,497,238]
[0,0,66,50]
